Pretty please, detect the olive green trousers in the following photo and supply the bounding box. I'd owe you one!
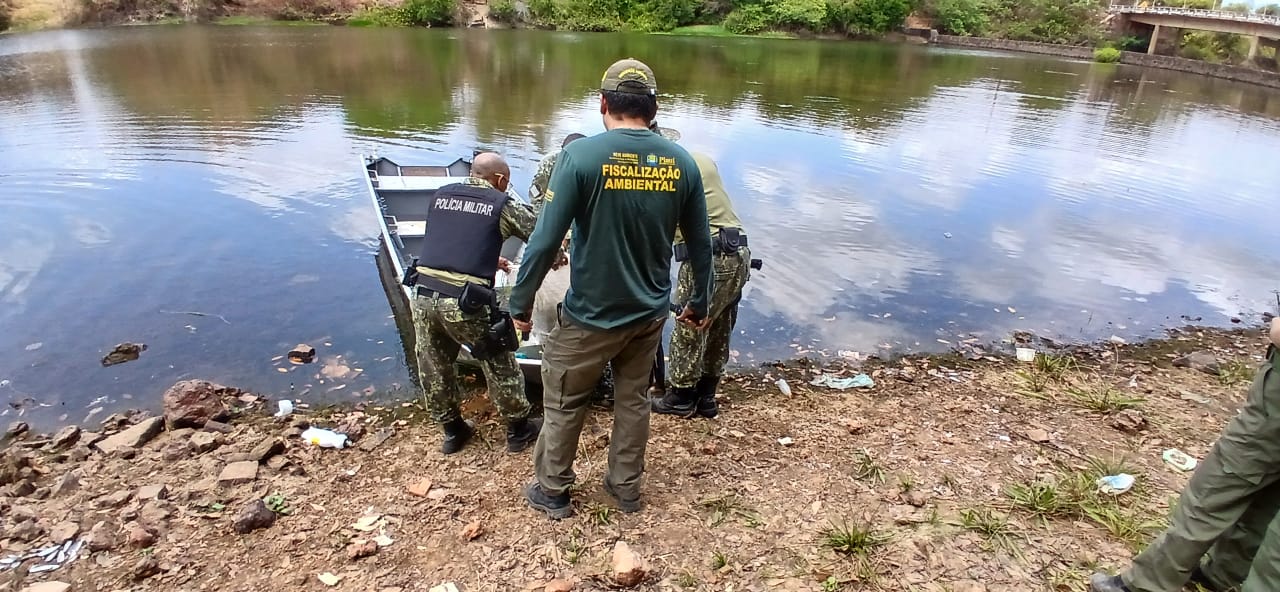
[1123,347,1280,592]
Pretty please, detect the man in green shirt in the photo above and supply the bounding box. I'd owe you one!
[509,58,714,519]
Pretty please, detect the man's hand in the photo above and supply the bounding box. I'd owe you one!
[514,317,533,334]
[675,305,711,330]
[497,256,513,273]
[551,248,569,271]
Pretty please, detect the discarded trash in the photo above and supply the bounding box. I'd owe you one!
[1096,473,1135,495]
[0,538,84,572]
[1109,335,1128,346]
[1163,448,1198,472]
[943,232,953,238]
[1015,348,1036,363]
[777,437,794,446]
[275,400,294,418]
[373,534,394,547]
[808,374,874,390]
[318,572,342,586]
[352,515,383,531]
[301,427,348,449]
[775,379,792,397]
[288,344,317,364]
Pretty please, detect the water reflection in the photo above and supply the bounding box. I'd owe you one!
[2,27,1280,427]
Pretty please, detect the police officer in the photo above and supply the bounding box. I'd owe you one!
[651,149,750,419]
[529,133,586,215]
[1089,318,1280,592]
[411,152,541,455]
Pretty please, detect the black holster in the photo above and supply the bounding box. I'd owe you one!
[459,283,519,361]
[401,257,420,287]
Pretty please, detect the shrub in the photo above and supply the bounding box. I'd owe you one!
[769,0,826,29]
[489,0,518,22]
[1093,47,1121,63]
[1260,4,1280,16]
[401,0,454,25]
[552,0,622,30]
[526,0,556,23]
[723,4,768,33]
[826,0,910,34]
[930,0,988,36]
[626,0,699,31]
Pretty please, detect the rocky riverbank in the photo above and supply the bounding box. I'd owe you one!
[0,325,1269,591]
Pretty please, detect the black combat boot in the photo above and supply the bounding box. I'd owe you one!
[440,418,474,455]
[651,386,698,418]
[525,482,573,519]
[1087,574,1131,592]
[695,375,721,419]
[506,417,543,453]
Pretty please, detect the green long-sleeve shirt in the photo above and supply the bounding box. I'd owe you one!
[510,128,713,330]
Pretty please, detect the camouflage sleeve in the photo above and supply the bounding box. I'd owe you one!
[500,198,537,242]
[528,153,556,215]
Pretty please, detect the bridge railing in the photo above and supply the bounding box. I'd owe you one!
[1108,3,1280,26]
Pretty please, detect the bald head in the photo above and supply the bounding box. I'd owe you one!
[471,152,510,191]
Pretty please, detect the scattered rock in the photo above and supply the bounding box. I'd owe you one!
[318,572,343,586]
[10,505,36,523]
[407,478,433,497]
[1111,409,1149,434]
[10,520,44,542]
[336,417,367,442]
[218,461,259,486]
[545,579,574,592]
[189,431,220,453]
[68,446,92,463]
[1025,428,1051,443]
[51,470,81,497]
[203,420,234,434]
[842,419,868,435]
[359,428,394,452]
[131,556,160,580]
[282,426,304,439]
[902,490,930,508]
[346,539,378,560]
[20,582,72,592]
[611,541,649,587]
[6,421,29,439]
[127,525,156,548]
[50,425,81,449]
[161,439,192,461]
[137,484,169,501]
[1173,352,1221,375]
[460,520,483,541]
[95,417,164,455]
[49,520,80,542]
[249,438,285,463]
[288,344,316,364]
[266,455,292,471]
[162,380,234,429]
[98,489,133,508]
[86,520,118,552]
[232,499,276,534]
[140,501,173,528]
[102,342,147,367]
[99,413,131,432]
[1180,390,1213,405]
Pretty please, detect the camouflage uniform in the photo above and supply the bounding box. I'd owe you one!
[529,151,559,216]
[667,152,750,390]
[412,176,537,424]
[668,248,750,387]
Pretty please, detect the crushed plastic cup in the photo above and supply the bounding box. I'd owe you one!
[301,427,348,449]
[775,379,792,397]
[1096,473,1135,495]
[275,400,294,418]
[1163,448,1198,472]
[1016,348,1036,363]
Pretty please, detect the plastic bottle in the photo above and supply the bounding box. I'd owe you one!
[275,400,294,418]
[776,379,792,397]
[301,427,348,449]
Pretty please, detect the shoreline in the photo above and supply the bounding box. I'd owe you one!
[0,323,1268,590]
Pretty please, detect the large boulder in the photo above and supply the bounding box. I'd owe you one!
[162,380,237,429]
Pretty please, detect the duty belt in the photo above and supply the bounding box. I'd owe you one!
[413,275,464,299]
[673,234,748,262]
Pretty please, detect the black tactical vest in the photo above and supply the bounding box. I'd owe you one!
[418,183,508,285]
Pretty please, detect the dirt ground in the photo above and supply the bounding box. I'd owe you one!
[0,326,1270,592]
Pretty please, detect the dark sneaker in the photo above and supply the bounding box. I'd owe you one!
[506,417,542,453]
[524,482,573,520]
[1088,574,1131,592]
[651,387,697,418]
[603,478,642,513]
[1189,566,1222,592]
[440,418,474,455]
[695,375,721,419]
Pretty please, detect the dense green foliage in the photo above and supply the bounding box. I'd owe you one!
[1093,47,1120,63]
[488,0,517,22]
[1181,31,1251,64]
[826,0,912,35]
[525,0,910,34]
[925,0,1102,45]
[723,4,769,33]
[1259,3,1279,16]
[401,0,454,25]
[0,0,10,31]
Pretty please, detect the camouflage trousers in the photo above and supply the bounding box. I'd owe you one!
[411,293,530,425]
[668,248,750,389]
[1123,346,1280,592]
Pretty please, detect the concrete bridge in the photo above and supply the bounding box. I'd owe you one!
[1109,3,1280,59]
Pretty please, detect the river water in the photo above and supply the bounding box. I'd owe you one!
[3,26,1280,427]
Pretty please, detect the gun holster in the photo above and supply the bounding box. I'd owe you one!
[459,283,519,361]
[458,283,496,315]
[716,227,743,254]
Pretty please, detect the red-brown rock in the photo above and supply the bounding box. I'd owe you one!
[162,380,236,429]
